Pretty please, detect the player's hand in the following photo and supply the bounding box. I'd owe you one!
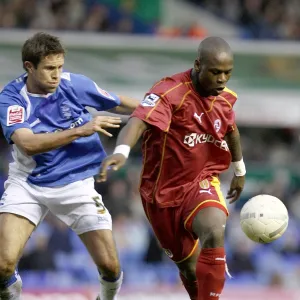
[80,116,121,137]
[226,175,245,204]
[97,154,127,182]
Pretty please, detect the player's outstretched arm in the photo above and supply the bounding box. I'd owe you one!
[108,95,140,115]
[98,117,148,182]
[11,116,121,156]
[225,124,246,203]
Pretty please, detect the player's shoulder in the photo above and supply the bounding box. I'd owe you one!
[0,74,26,102]
[60,72,91,86]
[221,87,237,99]
[220,87,238,105]
[60,71,72,82]
[59,72,92,95]
[149,69,191,98]
[60,71,79,86]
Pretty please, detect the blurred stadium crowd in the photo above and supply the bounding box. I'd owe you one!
[0,0,300,39]
[0,0,159,34]
[187,0,300,40]
[1,125,300,289]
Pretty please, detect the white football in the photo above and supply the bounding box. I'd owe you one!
[240,194,289,243]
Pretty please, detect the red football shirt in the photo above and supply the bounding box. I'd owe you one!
[132,69,237,208]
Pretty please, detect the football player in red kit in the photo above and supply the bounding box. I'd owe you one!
[98,37,246,300]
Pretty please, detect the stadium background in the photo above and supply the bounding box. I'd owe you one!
[1,0,300,299]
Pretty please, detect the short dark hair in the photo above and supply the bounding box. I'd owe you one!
[22,32,66,71]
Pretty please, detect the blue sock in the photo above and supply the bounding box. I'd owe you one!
[0,270,19,289]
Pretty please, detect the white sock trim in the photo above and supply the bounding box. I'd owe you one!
[99,272,123,300]
[225,262,233,279]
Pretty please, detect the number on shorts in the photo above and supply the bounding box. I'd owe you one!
[92,196,106,214]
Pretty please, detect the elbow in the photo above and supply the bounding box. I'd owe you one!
[19,143,38,156]
[23,147,37,157]
[11,130,39,156]
[25,149,38,156]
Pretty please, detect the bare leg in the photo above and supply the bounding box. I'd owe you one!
[0,213,35,300]
[80,229,122,300]
[192,207,227,300]
[176,246,200,300]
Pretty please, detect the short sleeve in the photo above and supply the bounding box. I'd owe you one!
[131,93,172,132]
[0,94,31,144]
[70,73,121,111]
[227,109,236,133]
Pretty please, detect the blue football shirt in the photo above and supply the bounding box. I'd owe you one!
[0,72,120,187]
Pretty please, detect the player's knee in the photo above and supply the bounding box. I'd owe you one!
[192,207,227,248]
[201,228,225,248]
[0,258,16,279]
[97,257,121,279]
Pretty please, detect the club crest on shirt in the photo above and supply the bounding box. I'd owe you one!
[199,179,210,189]
[60,102,72,119]
[141,93,160,107]
[7,105,25,126]
[214,119,221,132]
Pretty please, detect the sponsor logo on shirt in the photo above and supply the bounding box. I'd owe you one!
[183,133,229,151]
[141,93,160,107]
[6,105,25,126]
[194,112,204,124]
[54,117,84,132]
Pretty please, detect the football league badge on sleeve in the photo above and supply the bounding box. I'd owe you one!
[141,93,160,107]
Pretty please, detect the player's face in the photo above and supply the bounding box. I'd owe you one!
[195,52,233,96]
[26,53,64,94]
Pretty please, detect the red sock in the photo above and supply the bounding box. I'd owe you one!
[196,248,226,300]
[180,272,198,300]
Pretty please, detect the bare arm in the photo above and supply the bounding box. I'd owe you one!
[12,128,85,156]
[108,95,140,115]
[225,124,243,162]
[11,116,121,156]
[115,117,148,148]
[98,117,148,182]
[225,124,245,203]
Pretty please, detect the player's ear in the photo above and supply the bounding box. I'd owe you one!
[194,59,200,73]
[24,61,34,73]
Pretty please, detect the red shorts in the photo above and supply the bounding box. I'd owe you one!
[142,177,228,263]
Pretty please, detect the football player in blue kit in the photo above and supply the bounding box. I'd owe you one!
[0,32,139,300]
